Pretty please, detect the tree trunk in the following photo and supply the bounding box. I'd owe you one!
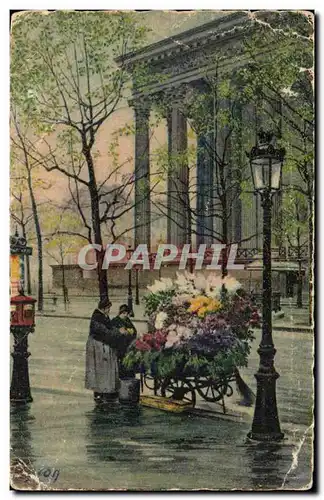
[22,224,32,295]
[25,255,32,296]
[297,259,303,309]
[296,209,303,309]
[61,254,68,311]
[28,175,43,311]
[308,195,314,326]
[185,181,193,273]
[221,203,228,279]
[84,147,109,301]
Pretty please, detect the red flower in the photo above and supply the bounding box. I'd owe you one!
[136,332,167,352]
[143,333,154,344]
[135,339,151,351]
[155,330,167,345]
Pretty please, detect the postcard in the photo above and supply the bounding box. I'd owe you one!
[10,9,314,491]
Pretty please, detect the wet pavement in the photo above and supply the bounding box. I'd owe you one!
[10,317,314,491]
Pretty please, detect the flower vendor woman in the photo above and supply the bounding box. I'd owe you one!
[85,299,127,403]
[111,304,137,378]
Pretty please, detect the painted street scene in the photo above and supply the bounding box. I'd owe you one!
[10,10,314,491]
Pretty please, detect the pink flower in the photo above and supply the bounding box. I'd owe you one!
[135,340,151,351]
[165,331,180,348]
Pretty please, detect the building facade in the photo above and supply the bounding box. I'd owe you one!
[51,12,309,298]
[117,12,265,259]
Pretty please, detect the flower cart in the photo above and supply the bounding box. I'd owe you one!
[123,272,260,413]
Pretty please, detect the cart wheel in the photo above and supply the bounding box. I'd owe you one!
[224,383,234,398]
[195,378,229,403]
[160,378,196,407]
[143,374,161,393]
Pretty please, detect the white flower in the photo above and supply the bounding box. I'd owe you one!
[194,273,207,292]
[154,311,168,330]
[171,294,192,306]
[205,274,223,298]
[175,272,195,295]
[222,276,242,294]
[165,331,180,348]
[176,325,194,339]
[160,277,173,288]
[203,273,242,297]
[175,272,189,289]
[147,278,173,294]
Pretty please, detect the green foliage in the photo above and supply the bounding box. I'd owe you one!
[124,341,250,379]
[274,189,308,250]
[11,11,148,135]
[143,290,176,317]
[237,11,314,195]
[42,206,85,264]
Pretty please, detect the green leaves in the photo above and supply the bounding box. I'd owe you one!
[275,189,308,249]
[11,11,148,137]
[143,290,175,317]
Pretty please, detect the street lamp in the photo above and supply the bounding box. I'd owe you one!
[10,229,35,404]
[135,268,140,305]
[127,246,134,317]
[246,129,286,441]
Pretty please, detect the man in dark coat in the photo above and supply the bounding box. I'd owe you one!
[85,298,127,403]
[111,304,137,378]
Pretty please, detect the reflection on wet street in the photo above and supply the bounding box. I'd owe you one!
[10,394,312,491]
[10,318,313,490]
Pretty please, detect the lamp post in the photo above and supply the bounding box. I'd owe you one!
[10,230,35,404]
[135,269,140,305]
[127,246,134,317]
[247,130,286,441]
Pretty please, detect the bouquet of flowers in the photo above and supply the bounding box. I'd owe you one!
[124,272,260,379]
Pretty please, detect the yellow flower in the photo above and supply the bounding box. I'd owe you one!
[126,328,134,335]
[197,306,208,318]
[206,299,222,312]
[188,296,209,313]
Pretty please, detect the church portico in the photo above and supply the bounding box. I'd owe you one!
[118,11,280,258]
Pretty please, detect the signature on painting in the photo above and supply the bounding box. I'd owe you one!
[37,466,60,483]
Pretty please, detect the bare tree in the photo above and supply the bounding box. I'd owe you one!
[11,11,148,301]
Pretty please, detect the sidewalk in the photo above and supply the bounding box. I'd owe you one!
[26,316,313,428]
[37,296,313,333]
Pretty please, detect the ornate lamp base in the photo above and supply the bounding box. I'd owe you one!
[247,430,284,442]
[248,361,284,442]
[10,326,34,405]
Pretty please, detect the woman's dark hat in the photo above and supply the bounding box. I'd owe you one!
[119,304,130,315]
[98,298,112,310]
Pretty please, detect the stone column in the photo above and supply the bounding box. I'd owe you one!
[232,102,242,245]
[196,131,214,246]
[134,102,151,250]
[167,100,189,247]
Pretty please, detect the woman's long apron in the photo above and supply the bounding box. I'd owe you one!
[85,336,119,393]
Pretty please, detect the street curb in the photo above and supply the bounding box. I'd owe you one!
[35,313,313,333]
[272,325,313,333]
[36,313,148,325]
